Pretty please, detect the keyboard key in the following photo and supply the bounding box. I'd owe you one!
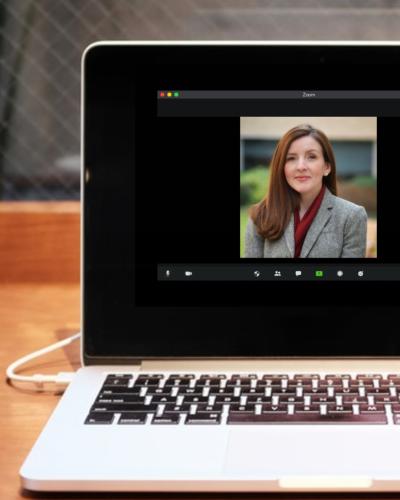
[365,389,390,395]
[375,396,398,403]
[261,404,288,413]
[134,375,163,386]
[92,403,157,413]
[293,374,320,380]
[229,404,255,413]
[262,375,288,381]
[227,385,250,392]
[85,412,115,424]
[214,396,241,404]
[241,389,265,396]
[325,374,351,381]
[176,388,203,396]
[247,396,273,404]
[256,381,282,389]
[380,380,394,385]
[319,381,344,388]
[152,413,181,424]
[277,396,305,404]
[150,395,176,403]
[213,387,237,395]
[335,392,359,398]
[100,386,141,395]
[182,396,209,404]
[359,404,385,413]
[163,404,191,413]
[343,396,368,404]
[98,395,146,404]
[227,413,388,424]
[103,375,132,387]
[196,403,223,413]
[185,413,221,424]
[118,412,147,424]
[295,404,321,413]
[356,374,382,380]
[136,374,164,379]
[287,383,313,391]
[328,405,353,414]
[387,375,400,385]
[195,380,221,388]
[310,395,336,403]
[229,376,254,383]
[164,378,192,387]
[270,388,296,395]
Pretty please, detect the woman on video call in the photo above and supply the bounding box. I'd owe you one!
[244,124,368,258]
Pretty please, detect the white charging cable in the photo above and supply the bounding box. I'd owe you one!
[6,332,81,390]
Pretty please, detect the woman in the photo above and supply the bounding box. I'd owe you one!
[244,124,368,258]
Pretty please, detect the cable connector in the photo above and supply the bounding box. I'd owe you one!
[54,371,77,385]
[6,332,81,390]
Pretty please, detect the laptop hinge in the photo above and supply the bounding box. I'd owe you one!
[82,355,142,367]
[140,358,400,373]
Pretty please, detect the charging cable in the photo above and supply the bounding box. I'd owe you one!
[6,332,81,390]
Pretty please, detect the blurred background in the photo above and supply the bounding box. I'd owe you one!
[240,117,377,257]
[1,0,399,201]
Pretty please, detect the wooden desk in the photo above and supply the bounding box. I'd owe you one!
[0,202,81,498]
[0,202,80,283]
[0,283,80,499]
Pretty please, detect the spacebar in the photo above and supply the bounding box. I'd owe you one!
[227,413,388,424]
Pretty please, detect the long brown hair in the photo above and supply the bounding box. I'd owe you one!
[250,124,337,241]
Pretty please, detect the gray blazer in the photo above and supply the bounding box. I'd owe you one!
[244,188,368,258]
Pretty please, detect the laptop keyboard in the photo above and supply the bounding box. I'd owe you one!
[84,373,400,425]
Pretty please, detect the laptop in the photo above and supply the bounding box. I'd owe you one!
[20,41,400,492]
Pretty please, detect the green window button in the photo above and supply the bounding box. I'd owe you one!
[315,270,324,277]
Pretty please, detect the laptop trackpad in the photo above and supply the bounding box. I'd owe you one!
[224,427,400,480]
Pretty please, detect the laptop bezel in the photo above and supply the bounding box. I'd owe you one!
[82,41,400,365]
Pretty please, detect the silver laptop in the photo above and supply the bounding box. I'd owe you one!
[20,41,400,492]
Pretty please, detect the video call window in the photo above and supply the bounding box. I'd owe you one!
[153,90,400,292]
[240,117,377,260]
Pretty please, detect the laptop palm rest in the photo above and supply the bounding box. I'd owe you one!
[224,426,400,486]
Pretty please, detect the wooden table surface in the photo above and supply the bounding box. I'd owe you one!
[0,283,81,499]
[0,202,83,498]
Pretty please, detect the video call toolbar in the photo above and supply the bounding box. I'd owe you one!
[158,265,400,281]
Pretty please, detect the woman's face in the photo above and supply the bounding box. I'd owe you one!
[283,135,331,196]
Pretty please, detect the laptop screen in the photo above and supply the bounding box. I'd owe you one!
[83,43,400,360]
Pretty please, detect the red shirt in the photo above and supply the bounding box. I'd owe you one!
[294,185,326,258]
